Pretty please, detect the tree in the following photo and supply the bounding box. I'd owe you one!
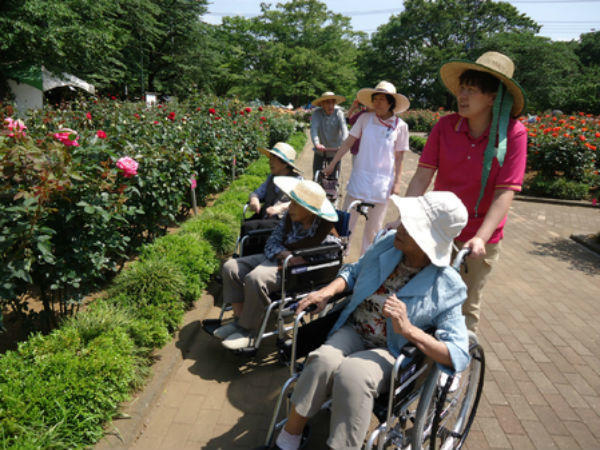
[357,0,539,109]
[479,32,582,113]
[576,31,600,68]
[217,0,362,106]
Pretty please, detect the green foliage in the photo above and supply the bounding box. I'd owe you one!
[0,325,142,448]
[357,0,539,109]
[523,174,591,200]
[0,0,211,97]
[140,233,218,300]
[0,96,294,323]
[217,0,361,106]
[400,109,446,132]
[409,135,428,154]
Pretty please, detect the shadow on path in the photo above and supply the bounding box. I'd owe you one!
[529,237,600,276]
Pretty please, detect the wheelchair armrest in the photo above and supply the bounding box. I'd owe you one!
[401,344,419,358]
[301,290,353,313]
[291,243,343,258]
[245,227,276,237]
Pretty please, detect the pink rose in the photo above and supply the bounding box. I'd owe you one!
[96,130,107,139]
[54,128,79,146]
[4,117,27,138]
[190,177,197,190]
[116,156,139,178]
[86,112,92,120]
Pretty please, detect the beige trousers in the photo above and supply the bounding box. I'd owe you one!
[343,194,389,256]
[221,254,280,335]
[291,325,396,450]
[455,240,501,334]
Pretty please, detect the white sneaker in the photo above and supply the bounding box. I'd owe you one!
[438,372,461,393]
[221,330,252,350]
[213,321,240,340]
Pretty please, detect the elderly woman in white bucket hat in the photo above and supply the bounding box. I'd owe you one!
[404,51,527,334]
[323,81,411,256]
[243,142,303,232]
[272,191,470,450]
[216,177,341,350]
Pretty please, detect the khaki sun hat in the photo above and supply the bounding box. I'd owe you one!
[439,51,526,117]
[273,177,338,222]
[258,142,301,173]
[356,81,410,114]
[390,191,468,267]
[312,91,346,107]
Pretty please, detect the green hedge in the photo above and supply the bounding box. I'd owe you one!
[0,131,306,448]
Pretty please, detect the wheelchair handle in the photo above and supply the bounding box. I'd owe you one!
[289,290,352,313]
[452,248,472,272]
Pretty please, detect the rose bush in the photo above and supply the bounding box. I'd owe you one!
[0,94,299,326]
[523,112,599,201]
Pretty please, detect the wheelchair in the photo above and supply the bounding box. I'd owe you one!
[234,203,280,258]
[314,155,341,207]
[201,200,373,356]
[263,249,485,450]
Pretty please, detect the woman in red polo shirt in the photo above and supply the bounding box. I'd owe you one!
[404,51,528,334]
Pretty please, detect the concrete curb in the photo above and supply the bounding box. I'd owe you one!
[515,193,598,209]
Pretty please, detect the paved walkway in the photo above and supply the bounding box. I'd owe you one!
[97,134,600,449]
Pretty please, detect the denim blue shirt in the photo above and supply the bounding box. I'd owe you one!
[263,213,341,261]
[331,232,469,373]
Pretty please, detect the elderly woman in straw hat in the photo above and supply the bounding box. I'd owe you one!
[215,177,341,350]
[403,51,527,334]
[324,81,411,256]
[310,91,348,177]
[244,142,302,231]
[271,191,470,450]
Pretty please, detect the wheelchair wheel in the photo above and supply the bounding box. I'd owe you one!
[411,333,485,450]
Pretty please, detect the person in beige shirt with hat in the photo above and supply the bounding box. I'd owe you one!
[310,91,349,177]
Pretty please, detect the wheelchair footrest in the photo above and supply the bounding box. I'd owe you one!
[233,346,257,357]
[201,319,222,336]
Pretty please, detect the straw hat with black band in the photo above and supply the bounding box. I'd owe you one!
[439,51,526,118]
[258,142,301,173]
[273,177,338,222]
[439,51,527,217]
[312,91,346,107]
[356,81,410,114]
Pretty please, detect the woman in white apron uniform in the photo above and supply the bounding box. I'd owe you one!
[324,81,410,255]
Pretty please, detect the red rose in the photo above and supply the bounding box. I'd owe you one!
[208,108,216,114]
[258,106,263,111]
[111,95,117,100]
[96,130,107,139]
[86,112,92,120]
[245,107,251,113]
[260,116,266,122]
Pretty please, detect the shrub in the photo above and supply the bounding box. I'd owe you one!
[409,135,427,154]
[523,173,591,200]
[140,233,218,299]
[400,109,446,132]
[524,113,599,200]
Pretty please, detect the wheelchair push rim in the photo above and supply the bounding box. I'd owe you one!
[411,333,485,450]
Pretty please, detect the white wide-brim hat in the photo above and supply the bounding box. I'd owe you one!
[439,51,526,117]
[258,142,301,173]
[390,191,468,267]
[356,81,410,114]
[274,176,338,222]
[312,91,346,107]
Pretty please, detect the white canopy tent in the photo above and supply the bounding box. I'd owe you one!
[7,66,95,112]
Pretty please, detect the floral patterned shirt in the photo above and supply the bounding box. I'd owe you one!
[350,260,420,348]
